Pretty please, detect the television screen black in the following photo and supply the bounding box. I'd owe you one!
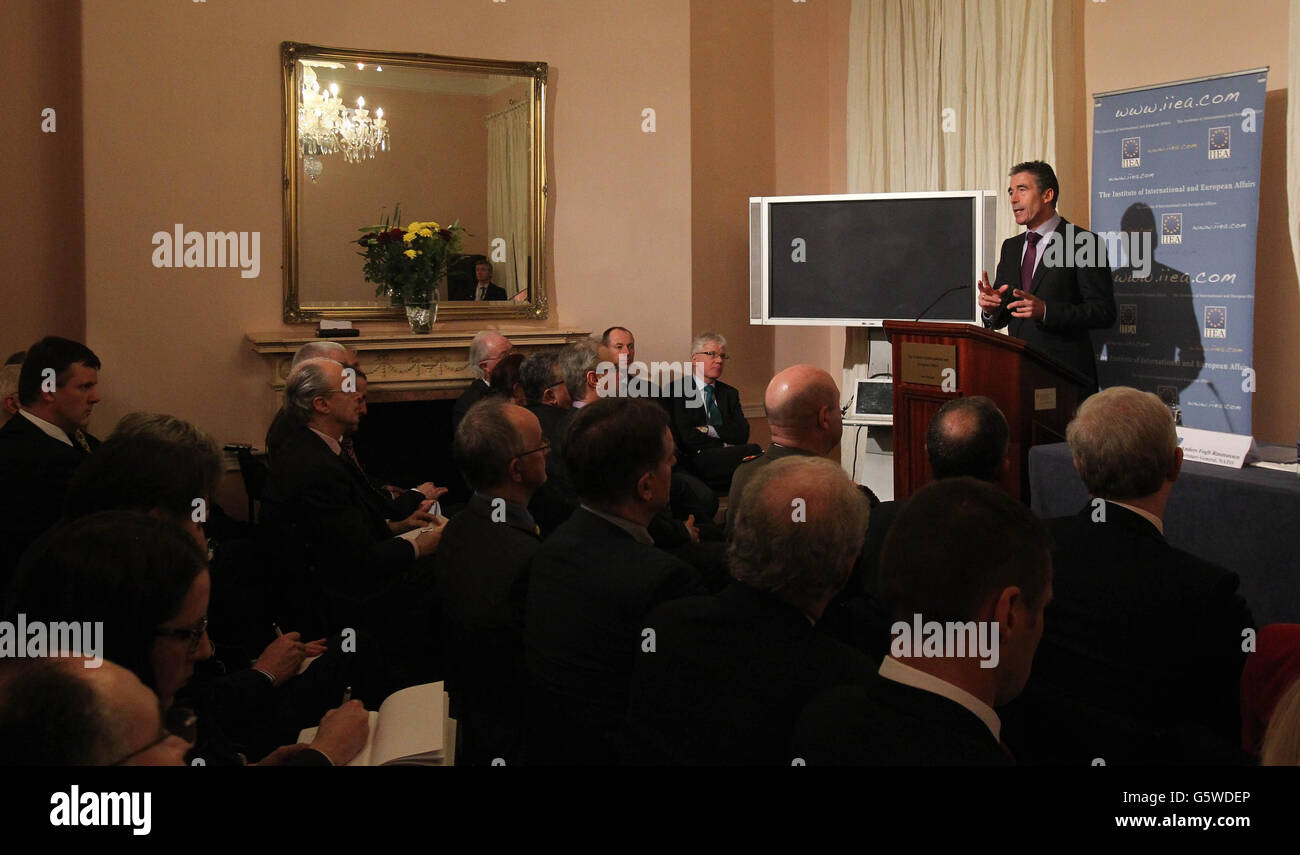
[752,193,993,326]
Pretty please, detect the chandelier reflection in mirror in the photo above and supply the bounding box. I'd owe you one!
[298,64,390,182]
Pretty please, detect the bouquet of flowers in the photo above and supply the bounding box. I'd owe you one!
[357,204,465,305]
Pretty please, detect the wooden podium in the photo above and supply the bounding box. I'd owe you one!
[883,321,1093,503]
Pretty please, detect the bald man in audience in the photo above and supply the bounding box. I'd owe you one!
[453,331,513,431]
[625,456,874,764]
[0,657,189,765]
[1003,386,1254,763]
[793,477,1052,764]
[727,365,843,536]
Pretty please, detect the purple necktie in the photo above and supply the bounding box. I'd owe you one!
[1021,231,1043,294]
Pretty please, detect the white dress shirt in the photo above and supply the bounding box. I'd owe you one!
[878,655,1002,742]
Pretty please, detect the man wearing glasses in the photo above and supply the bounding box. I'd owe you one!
[670,331,762,492]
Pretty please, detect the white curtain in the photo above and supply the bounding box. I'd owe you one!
[1290,0,1300,290]
[844,0,1058,389]
[485,101,531,299]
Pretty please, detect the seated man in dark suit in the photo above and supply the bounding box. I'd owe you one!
[624,456,874,764]
[793,477,1052,765]
[454,258,509,301]
[525,398,705,762]
[438,398,548,765]
[0,336,102,592]
[1004,386,1254,763]
[451,330,513,432]
[669,331,761,491]
[260,358,444,600]
[520,350,577,537]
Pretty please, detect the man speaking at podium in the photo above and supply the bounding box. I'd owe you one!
[977,161,1116,387]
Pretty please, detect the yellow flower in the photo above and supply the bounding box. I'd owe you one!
[404,249,418,259]
[406,222,420,233]
[417,228,433,238]
[402,232,416,243]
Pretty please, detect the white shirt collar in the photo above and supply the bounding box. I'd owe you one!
[18,409,73,447]
[579,503,654,545]
[1032,213,1062,242]
[1105,499,1164,535]
[309,426,342,456]
[878,655,1002,742]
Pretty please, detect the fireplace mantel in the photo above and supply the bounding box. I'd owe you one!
[246,328,591,400]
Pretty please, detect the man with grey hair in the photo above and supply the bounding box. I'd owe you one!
[624,456,874,764]
[438,398,548,764]
[670,331,760,491]
[266,340,358,455]
[1007,385,1253,762]
[261,358,445,601]
[452,330,513,431]
[557,337,601,408]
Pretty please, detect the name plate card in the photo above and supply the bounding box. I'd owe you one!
[1176,426,1258,469]
[900,343,956,388]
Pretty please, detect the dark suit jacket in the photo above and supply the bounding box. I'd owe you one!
[452,379,498,433]
[624,581,875,764]
[525,404,578,538]
[1009,502,1253,758]
[793,674,1012,765]
[669,377,749,455]
[0,414,98,591]
[984,216,1116,384]
[436,493,540,764]
[525,508,705,735]
[259,425,414,598]
[450,281,508,301]
[726,444,815,536]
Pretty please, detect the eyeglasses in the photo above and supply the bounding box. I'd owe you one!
[109,707,198,766]
[694,351,729,361]
[545,380,566,390]
[154,616,209,655]
[514,439,551,459]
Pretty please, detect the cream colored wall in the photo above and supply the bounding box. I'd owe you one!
[1085,0,1297,442]
[1,0,85,360]
[79,0,692,447]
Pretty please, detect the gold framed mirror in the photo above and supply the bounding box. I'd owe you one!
[281,42,548,323]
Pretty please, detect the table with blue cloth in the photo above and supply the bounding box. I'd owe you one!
[1028,442,1300,625]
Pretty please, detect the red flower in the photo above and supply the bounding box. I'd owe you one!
[438,229,452,240]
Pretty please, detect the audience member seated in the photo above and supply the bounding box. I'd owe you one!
[1241,624,1300,756]
[8,511,369,766]
[793,477,1052,765]
[438,399,548,764]
[351,370,446,521]
[0,351,22,425]
[489,352,527,406]
[261,359,444,598]
[0,656,190,766]
[266,340,360,456]
[1260,676,1300,765]
[597,325,662,402]
[558,337,601,409]
[669,331,761,491]
[452,258,508,302]
[1004,386,1254,764]
[525,398,705,763]
[452,331,513,431]
[520,351,577,537]
[727,364,842,535]
[624,456,874,764]
[0,336,102,593]
[859,395,1010,593]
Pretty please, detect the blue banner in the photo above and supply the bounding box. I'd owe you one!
[1091,69,1267,434]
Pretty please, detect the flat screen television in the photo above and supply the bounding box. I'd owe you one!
[749,191,997,326]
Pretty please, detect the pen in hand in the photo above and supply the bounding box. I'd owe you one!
[341,685,352,704]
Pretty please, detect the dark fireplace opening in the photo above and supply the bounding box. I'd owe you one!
[353,398,471,508]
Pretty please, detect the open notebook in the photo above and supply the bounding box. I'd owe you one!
[299,681,457,766]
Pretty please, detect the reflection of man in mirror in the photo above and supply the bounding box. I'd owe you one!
[471,259,507,302]
[1094,202,1202,400]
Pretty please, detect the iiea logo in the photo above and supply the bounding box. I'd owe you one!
[1161,213,1183,245]
[1119,304,1137,335]
[1208,126,1231,159]
[1121,136,1141,168]
[1204,306,1227,339]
